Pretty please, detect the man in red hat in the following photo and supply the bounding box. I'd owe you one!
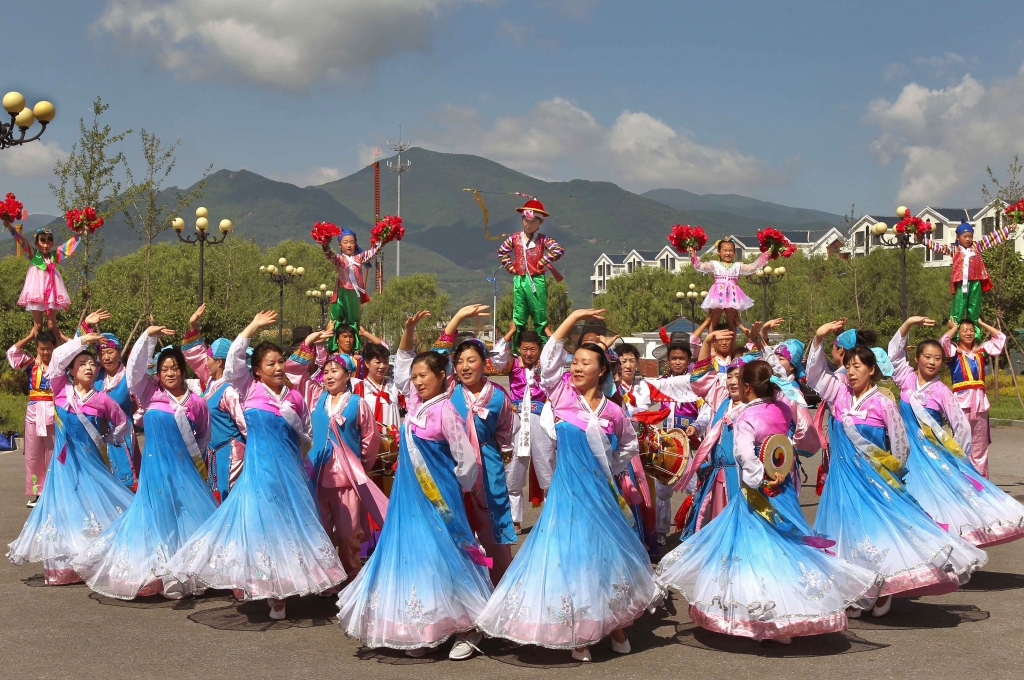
[497,198,565,347]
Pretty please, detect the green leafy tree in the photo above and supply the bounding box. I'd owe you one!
[362,273,450,350]
[595,266,678,335]
[49,96,134,298]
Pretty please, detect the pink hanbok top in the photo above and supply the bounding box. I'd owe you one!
[888,331,972,455]
[223,337,311,441]
[394,348,479,491]
[48,337,130,445]
[127,334,211,452]
[732,400,792,489]
[317,391,381,488]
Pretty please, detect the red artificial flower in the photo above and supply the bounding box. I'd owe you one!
[371,215,404,246]
[1006,199,1024,225]
[894,215,929,236]
[64,206,103,234]
[0,192,26,222]
[310,221,342,244]
[757,227,794,260]
[667,224,708,253]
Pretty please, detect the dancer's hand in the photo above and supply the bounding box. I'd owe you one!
[765,471,786,488]
[79,333,103,345]
[306,329,333,346]
[189,304,207,330]
[84,309,111,326]
[405,310,431,331]
[252,310,277,328]
[814,319,846,342]
[146,326,176,338]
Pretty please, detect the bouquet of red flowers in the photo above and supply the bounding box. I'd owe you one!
[65,206,104,234]
[371,215,404,246]
[894,214,929,236]
[0,193,25,222]
[310,221,341,245]
[757,227,796,259]
[1005,198,1024,225]
[667,224,708,253]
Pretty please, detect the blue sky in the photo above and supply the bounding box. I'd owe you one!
[2,0,1023,218]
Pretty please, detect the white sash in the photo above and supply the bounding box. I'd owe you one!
[577,395,614,481]
[65,385,105,456]
[516,364,535,459]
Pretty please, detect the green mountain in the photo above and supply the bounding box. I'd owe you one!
[2,149,847,306]
[642,188,845,226]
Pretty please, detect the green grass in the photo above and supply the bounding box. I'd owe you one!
[0,394,27,433]
[989,401,1024,423]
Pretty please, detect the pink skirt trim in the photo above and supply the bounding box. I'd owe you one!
[689,605,847,640]
[961,522,1024,549]
[881,565,961,598]
[43,567,84,586]
[346,614,477,649]
[480,608,645,649]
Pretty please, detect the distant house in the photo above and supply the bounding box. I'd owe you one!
[846,202,1013,267]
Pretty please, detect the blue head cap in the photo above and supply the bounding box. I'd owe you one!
[870,347,894,378]
[95,333,121,350]
[325,352,357,372]
[245,346,254,369]
[955,220,974,236]
[337,228,363,255]
[775,338,806,379]
[835,329,858,350]
[207,338,232,360]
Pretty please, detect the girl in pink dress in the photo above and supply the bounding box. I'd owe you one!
[688,240,770,329]
[3,220,80,335]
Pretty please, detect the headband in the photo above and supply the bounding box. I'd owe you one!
[775,338,806,379]
[96,333,121,350]
[325,352,357,372]
[35,227,52,235]
[870,347,894,378]
[769,375,805,404]
[453,337,494,359]
[834,328,858,350]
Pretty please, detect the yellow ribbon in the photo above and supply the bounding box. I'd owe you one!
[463,188,509,241]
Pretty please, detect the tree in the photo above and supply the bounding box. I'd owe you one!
[49,96,134,298]
[122,129,211,320]
[595,266,678,335]
[362,274,450,350]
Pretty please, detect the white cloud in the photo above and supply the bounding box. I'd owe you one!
[94,0,479,89]
[863,65,1024,203]
[913,52,966,68]
[0,139,67,177]
[419,98,774,193]
[883,62,909,82]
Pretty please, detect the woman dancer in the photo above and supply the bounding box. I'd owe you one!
[476,308,659,663]
[807,320,986,618]
[79,310,140,492]
[168,311,347,620]
[890,317,1024,547]
[73,326,216,600]
[337,310,493,660]
[437,304,518,585]
[7,334,133,585]
[658,361,882,643]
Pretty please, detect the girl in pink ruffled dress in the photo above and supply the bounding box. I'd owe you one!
[3,220,80,335]
[688,241,769,329]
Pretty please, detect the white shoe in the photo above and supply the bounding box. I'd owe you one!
[449,631,483,660]
[26,496,38,508]
[571,647,592,662]
[269,599,286,620]
[405,647,429,658]
[611,636,631,654]
[768,636,792,645]
[846,607,862,619]
[161,582,185,600]
[871,596,892,618]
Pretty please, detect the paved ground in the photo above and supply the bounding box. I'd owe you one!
[2,430,1023,680]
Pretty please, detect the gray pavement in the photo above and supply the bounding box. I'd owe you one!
[2,430,1023,679]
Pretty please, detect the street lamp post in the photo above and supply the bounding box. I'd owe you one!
[870,206,932,322]
[260,258,305,345]
[1,92,55,150]
[676,285,708,325]
[746,265,787,321]
[173,207,232,305]
[486,268,502,341]
[305,284,330,330]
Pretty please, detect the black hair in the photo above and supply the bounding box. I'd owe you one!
[362,342,391,364]
[667,343,692,361]
[335,324,356,338]
[156,347,189,378]
[957,319,976,330]
[740,360,781,400]
[291,325,313,345]
[35,330,57,346]
[34,230,54,246]
[453,340,487,366]
[714,320,733,332]
[412,350,448,379]
[855,329,878,346]
[915,339,945,359]
[616,343,640,360]
[518,330,542,347]
[717,240,735,252]
[843,345,880,383]
[250,341,284,376]
[69,348,97,365]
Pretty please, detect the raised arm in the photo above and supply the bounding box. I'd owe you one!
[225,310,276,394]
[978,319,1006,356]
[978,223,1013,251]
[688,247,715,274]
[182,304,211,386]
[923,235,951,256]
[6,327,37,369]
[541,308,605,394]
[52,233,81,263]
[441,304,490,340]
[126,327,174,405]
[47,335,97,396]
[807,320,848,404]
[890,317,934,390]
[3,220,34,259]
[940,321,957,358]
[738,250,771,275]
[395,311,431,400]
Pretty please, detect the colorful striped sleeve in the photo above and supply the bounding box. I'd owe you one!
[540,235,564,266]
[497,235,515,271]
[53,234,81,263]
[979,224,1012,251]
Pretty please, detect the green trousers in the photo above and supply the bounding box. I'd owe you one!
[950,280,982,339]
[513,274,548,347]
[327,288,362,352]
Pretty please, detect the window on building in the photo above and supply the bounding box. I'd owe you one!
[982,217,995,236]
[627,261,634,273]
[669,256,676,270]
[855,231,864,248]
[933,222,943,240]
[871,234,882,246]
[934,250,943,262]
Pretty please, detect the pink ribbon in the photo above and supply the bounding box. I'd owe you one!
[329,419,389,527]
[43,261,57,312]
[460,383,493,498]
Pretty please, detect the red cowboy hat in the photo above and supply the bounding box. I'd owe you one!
[515,198,549,218]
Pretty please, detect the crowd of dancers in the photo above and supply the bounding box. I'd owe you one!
[6,298,1024,662]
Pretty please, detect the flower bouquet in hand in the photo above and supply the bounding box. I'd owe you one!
[757,227,796,259]
[65,206,104,233]
[894,214,929,238]
[668,224,708,253]
[0,193,26,223]
[1005,198,1024,226]
[371,215,404,247]
[311,221,342,245]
